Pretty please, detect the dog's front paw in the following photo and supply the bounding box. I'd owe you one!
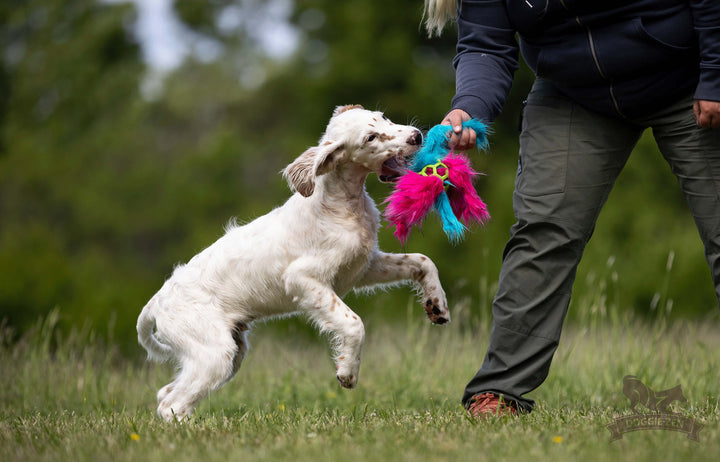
[337,373,358,389]
[424,298,450,325]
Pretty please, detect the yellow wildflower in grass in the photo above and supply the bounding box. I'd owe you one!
[552,436,564,444]
[130,433,140,441]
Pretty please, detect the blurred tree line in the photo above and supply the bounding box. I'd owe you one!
[1,0,716,352]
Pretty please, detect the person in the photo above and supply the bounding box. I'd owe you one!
[422,0,720,417]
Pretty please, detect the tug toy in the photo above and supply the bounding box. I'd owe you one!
[383,119,490,244]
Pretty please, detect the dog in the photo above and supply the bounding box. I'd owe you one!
[622,375,687,413]
[137,105,451,421]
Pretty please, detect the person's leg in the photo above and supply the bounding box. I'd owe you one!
[463,80,644,411]
[647,96,720,306]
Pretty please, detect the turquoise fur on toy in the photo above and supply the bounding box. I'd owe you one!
[409,119,489,172]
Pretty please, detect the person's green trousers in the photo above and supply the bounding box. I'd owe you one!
[462,79,720,412]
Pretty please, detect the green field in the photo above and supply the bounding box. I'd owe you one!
[3,2,719,460]
[2,304,718,462]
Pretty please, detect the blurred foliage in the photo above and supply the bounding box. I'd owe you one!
[0,0,716,352]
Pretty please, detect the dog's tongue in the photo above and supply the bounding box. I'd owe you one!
[379,156,407,182]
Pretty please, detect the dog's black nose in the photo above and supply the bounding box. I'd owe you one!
[408,130,423,146]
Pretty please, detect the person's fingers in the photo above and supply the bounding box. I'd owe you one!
[442,109,473,149]
[455,127,476,151]
[443,110,466,131]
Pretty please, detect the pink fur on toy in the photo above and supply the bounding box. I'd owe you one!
[443,153,490,226]
[383,171,445,243]
[384,151,489,244]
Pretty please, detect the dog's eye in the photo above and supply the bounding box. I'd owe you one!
[366,134,377,143]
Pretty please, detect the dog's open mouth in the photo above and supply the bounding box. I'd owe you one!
[378,155,408,183]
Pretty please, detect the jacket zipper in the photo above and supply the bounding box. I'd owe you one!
[559,0,626,117]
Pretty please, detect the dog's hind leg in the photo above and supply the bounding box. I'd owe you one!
[156,331,242,422]
[157,381,176,404]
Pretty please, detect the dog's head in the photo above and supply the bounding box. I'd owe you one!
[283,105,423,197]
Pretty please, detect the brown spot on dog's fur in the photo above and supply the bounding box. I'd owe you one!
[378,133,396,142]
[333,104,364,117]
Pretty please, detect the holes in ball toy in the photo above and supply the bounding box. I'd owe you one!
[420,161,449,182]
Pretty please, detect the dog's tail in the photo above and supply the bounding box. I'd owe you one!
[137,297,173,362]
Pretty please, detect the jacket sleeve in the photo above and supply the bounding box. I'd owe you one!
[691,0,720,102]
[451,0,520,123]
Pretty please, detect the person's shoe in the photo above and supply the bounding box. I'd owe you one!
[467,393,518,418]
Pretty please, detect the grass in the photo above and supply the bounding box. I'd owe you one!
[1,302,719,462]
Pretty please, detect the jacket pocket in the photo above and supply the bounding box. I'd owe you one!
[592,15,696,80]
[515,87,570,197]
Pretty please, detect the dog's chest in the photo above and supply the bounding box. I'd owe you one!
[326,197,379,290]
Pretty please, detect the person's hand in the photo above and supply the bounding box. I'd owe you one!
[441,109,475,151]
[693,100,720,129]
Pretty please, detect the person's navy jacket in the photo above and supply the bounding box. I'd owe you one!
[452,0,720,122]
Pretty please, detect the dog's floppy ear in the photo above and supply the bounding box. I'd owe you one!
[314,140,345,176]
[282,140,345,197]
[283,147,317,197]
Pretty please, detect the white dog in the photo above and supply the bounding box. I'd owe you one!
[137,105,450,422]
